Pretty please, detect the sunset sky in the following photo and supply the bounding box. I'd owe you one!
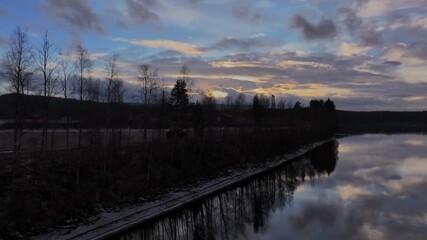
[1,0,427,110]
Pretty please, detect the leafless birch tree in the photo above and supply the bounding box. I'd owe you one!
[137,64,158,141]
[35,30,58,152]
[0,26,34,159]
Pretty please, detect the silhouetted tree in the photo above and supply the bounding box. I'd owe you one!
[253,94,262,133]
[233,93,246,132]
[0,26,34,158]
[86,78,101,102]
[168,78,189,107]
[202,91,216,136]
[73,43,93,196]
[169,64,190,165]
[138,64,158,141]
[104,53,122,144]
[271,95,276,109]
[309,99,324,110]
[324,98,336,112]
[155,78,169,139]
[105,53,120,104]
[224,95,232,111]
[74,43,93,148]
[36,30,58,152]
[193,101,204,137]
[59,51,73,150]
[293,101,302,110]
[277,98,286,109]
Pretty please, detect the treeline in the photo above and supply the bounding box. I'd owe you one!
[336,110,427,134]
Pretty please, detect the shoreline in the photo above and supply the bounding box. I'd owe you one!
[36,138,334,240]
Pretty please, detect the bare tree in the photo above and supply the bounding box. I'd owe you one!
[58,51,73,150]
[0,26,34,159]
[137,64,158,141]
[86,78,102,102]
[59,52,72,100]
[202,91,217,136]
[104,53,123,142]
[233,93,246,132]
[155,78,169,139]
[36,30,58,152]
[105,54,120,103]
[110,79,124,103]
[224,95,232,111]
[1,27,33,95]
[74,43,93,148]
[277,98,286,110]
[73,43,93,195]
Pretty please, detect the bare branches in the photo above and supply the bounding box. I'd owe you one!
[74,43,93,102]
[58,51,72,99]
[105,53,122,103]
[36,30,58,98]
[138,64,158,105]
[138,64,159,140]
[0,26,34,95]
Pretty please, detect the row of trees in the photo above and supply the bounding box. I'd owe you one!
[0,26,333,156]
[0,27,196,155]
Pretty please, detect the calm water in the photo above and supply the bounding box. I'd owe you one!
[114,134,427,240]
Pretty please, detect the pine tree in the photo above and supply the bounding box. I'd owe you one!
[168,79,189,107]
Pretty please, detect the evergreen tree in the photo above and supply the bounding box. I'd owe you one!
[325,98,336,112]
[168,79,189,107]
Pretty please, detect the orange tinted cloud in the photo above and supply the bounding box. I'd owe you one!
[114,38,204,55]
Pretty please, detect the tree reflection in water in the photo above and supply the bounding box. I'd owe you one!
[114,141,339,240]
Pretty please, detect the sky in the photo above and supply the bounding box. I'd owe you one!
[0,0,427,111]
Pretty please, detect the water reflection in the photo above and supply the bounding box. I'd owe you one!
[114,141,338,240]
[114,135,427,240]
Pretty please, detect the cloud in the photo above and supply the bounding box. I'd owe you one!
[383,61,401,67]
[291,15,337,40]
[384,42,427,65]
[187,0,202,4]
[206,89,228,98]
[125,0,160,24]
[339,43,371,56]
[114,38,204,55]
[389,13,427,30]
[232,4,265,22]
[338,185,372,200]
[250,33,266,38]
[210,61,270,69]
[105,5,128,29]
[339,8,383,46]
[106,0,160,29]
[357,0,427,17]
[113,44,427,110]
[339,7,362,34]
[206,36,277,51]
[277,60,334,69]
[44,0,105,34]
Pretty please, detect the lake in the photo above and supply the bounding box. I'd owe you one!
[112,134,427,240]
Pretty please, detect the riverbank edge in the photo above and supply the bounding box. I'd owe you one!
[36,138,335,240]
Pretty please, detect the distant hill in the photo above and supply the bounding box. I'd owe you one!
[0,93,108,119]
[0,94,142,129]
